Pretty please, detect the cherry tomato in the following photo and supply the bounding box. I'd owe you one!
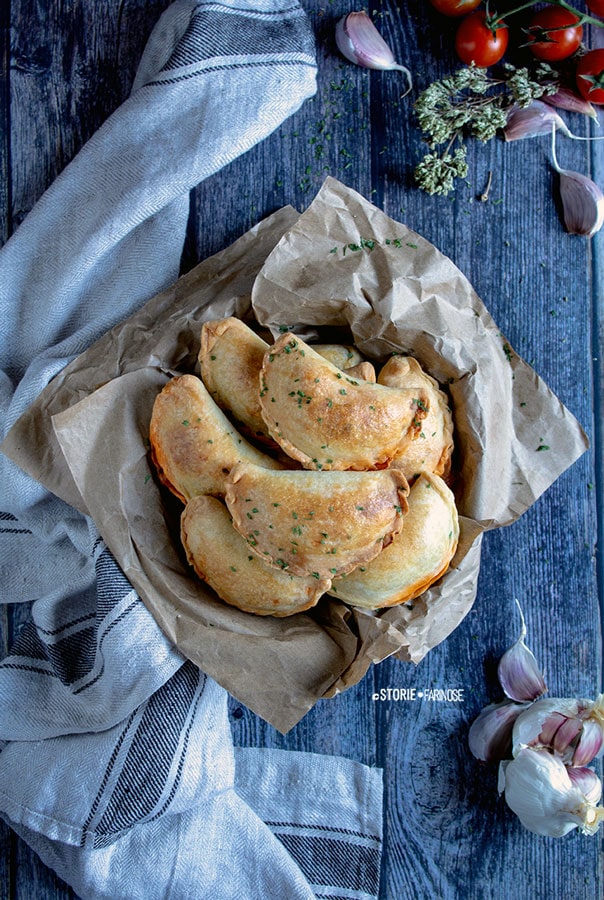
[429,0,481,17]
[586,0,604,17]
[576,49,604,105]
[455,11,509,67]
[526,6,583,61]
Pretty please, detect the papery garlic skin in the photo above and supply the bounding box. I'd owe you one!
[497,600,547,703]
[543,88,598,119]
[469,700,529,763]
[512,698,571,755]
[568,766,603,805]
[558,169,604,238]
[504,101,569,142]
[499,748,604,837]
[335,12,412,95]
[573,718,604,767]
[551,126,604,238]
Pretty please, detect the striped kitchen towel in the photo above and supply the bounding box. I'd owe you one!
[0,543,382,899]
[0,2,384,898]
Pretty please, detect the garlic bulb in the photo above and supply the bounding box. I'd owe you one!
[335,12,412,96]
[498,747,604,837]
[551,125,604,238]
[497,600,546,703]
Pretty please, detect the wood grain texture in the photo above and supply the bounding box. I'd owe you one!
[1,0,602,898]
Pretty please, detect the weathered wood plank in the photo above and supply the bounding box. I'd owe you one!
[0,0,10,244]
[1,0,602,898]
[370,3,602,897]
[9,0,172,229]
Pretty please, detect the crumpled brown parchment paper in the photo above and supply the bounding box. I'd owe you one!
[2,178,588,732]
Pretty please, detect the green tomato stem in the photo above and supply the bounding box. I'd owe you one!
[487,0,604,30]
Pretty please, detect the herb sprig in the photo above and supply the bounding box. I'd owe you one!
[413,62,559,196]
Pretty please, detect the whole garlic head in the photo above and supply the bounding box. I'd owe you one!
[498,748,604,837]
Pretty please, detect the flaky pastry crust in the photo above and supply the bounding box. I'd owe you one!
[259,333,429,471]
[149,374,281,503]
[225,460,409,579]
[181,495,328,616]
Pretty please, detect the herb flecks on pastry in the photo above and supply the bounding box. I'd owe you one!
[181,494,329,616]
[149,374,282,503]
[225,460,409,579]
[259,333,430,471]
[330,471,459,609]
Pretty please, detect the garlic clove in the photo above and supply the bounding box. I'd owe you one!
[551,714,583,755]
[558,169,604,238]
[513,697,581,761]
[543,88,598,120]
[568,766,603,806]
[551,125,604,238]
[468,700,529,763]
[499,747,604,837]
[504,100,570,142]
[537,710,567,746]
[571,698,604,766]
[497,600,546,703]
[335,12,412,95]
[512,695,604,765]
[572,719,604,767]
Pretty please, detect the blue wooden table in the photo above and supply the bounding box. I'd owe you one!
[1,1,602,897]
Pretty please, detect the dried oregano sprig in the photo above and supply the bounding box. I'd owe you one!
[414,62,560,196]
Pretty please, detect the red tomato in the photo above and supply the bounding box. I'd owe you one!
[526,6,583,61]
[455,11,509,67]
[430,0,481,16]
[576,49,604,105]
[586,0,604,16]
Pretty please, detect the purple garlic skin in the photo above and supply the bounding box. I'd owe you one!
[469,700,529,763]
[558,169,604,238]
[543,88,597,119]
[504,101,568,142]
[497,602,547,703]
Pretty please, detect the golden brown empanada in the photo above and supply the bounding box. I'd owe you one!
[199,317,271,442]
[149,374,281,503]
[330,471,459,609]
[259,333,429,471]
[312,344,365,370]
[181,495,329,616]
[225,461,409,579]
[378,355,454,482]
[345,360,376,383]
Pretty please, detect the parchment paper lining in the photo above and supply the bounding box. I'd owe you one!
[2,179,588,732]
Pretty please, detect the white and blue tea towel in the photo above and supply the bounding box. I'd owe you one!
[0,2,384,898]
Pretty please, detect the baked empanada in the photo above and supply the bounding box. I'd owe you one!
[181,495,329,616]
[225,461,409,579]
[378,355,454,482]
[345,360,376,383]
[259,333,429,470]
[330,471,459,609]
[149,374,281,503]
[199,317,271,442]
[313,344,365,370]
